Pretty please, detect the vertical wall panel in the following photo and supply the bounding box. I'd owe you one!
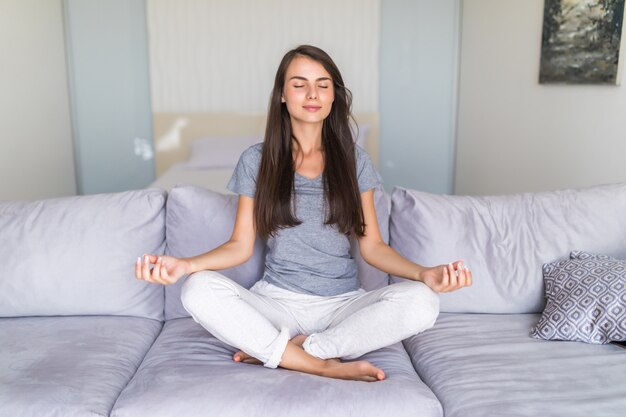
[379,0,460,194]
[65,0,154,194]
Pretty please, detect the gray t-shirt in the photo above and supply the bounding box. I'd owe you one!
[227,143,382,296]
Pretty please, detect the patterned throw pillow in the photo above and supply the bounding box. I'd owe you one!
[531,251,626,344]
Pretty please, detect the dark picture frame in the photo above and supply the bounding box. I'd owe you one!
[539,0,626,85]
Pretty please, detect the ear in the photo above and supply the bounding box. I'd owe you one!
[281,94,286,103]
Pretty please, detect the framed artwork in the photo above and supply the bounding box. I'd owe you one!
[539,0,626,85]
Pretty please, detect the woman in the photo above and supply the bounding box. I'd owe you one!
[136,45,472,382]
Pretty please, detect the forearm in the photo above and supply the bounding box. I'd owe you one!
[361,241,426,281]
[184,240,252,274]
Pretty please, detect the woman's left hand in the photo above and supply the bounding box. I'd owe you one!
[419,261,472,293]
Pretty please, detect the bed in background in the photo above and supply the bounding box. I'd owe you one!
[149,112,380,193]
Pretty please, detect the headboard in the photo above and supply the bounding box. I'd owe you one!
[153,112,379,176]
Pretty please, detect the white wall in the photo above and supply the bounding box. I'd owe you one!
[147,0,380,113]
[455,0,626,195]
[0,0,76,200]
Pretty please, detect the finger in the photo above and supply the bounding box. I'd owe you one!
[145,254,159,263]
[151,257,167,285]
[135,257,142,279]
[448,262,458,289]
[457,264,467,288]
[462,266,472,287]
[142,254,152,281]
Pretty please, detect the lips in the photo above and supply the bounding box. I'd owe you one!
[303,105,322,112]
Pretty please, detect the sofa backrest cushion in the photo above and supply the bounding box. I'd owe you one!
[164,186,266,320]
[0,189,166,320]
[355,186,390,290]
[164,185,390,320]
[389,184,626,314]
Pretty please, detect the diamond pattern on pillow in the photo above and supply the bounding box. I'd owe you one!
[532,251,626,344]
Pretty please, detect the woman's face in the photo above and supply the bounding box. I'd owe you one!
[281,56,335,127]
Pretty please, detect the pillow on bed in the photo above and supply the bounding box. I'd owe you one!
[185,126,370,170]
[185,136,263,169]
[352,124,370,148]
[531,251,626,344]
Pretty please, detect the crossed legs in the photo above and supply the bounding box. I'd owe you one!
[181,272,438,382]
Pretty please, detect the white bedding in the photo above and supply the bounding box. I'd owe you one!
[148,163,234,194]
[149,114,377,194]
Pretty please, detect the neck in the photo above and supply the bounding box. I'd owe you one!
[291,120,323,154]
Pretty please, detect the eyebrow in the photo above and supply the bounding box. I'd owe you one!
[289,76,332,82]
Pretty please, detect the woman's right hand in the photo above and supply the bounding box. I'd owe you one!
[135,254,191,285]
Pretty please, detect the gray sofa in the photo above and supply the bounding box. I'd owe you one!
[1,183,625,417]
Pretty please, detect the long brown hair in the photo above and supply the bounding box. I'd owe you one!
[254,45,364,239]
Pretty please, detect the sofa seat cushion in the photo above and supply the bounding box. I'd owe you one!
[0,316,162,417]
[403,313,626,417]
[112,318,442,417]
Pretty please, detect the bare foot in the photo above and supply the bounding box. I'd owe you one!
[233,338,384,381]
[323,359,386,382]
[277,340,385,382]
[233,351,263,365]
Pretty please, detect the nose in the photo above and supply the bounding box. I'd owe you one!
[307,86,318,100]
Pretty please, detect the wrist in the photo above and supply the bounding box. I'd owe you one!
[182,258,195,275]
[414,266,426,282]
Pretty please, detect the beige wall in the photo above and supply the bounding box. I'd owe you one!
[0,0,76,200]
[4,0,625,200]
[455,0,626,195]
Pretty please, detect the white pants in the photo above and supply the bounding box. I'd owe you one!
[181,271,439,369]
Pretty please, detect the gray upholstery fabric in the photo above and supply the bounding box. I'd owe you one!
[164,185,389,320]
[0,316,162,417]
[389,184,626,314]
[112,317,441,417]
[353,184,390,290]
[0,189,166,320]
[163,186,267,320]
[404,313,626,417]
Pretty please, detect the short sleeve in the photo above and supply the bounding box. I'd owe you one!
[356,145,383,193]
[227,143,263,198]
